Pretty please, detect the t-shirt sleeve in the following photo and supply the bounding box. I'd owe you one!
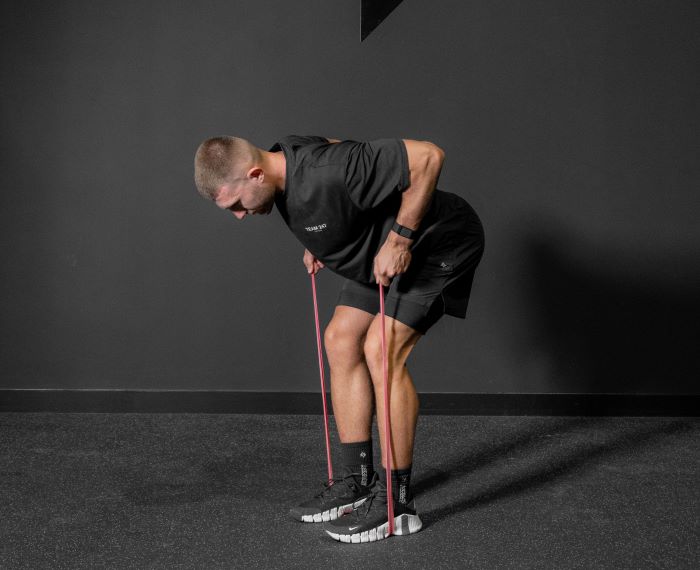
[343,138,411,211]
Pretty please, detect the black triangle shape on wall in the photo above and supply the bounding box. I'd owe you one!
[361,0,405,41]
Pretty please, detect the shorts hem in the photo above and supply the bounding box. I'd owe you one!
[337,284,443,335]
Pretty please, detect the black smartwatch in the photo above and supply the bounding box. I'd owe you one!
[391,221,416,240]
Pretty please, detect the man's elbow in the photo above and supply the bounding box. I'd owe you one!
[425,142,445,172]
[404,139,445,184]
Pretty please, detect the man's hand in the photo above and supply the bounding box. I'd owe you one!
[303,249,325,275]
[373,233,413,286]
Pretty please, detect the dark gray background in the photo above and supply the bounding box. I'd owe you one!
[2,1,698,394]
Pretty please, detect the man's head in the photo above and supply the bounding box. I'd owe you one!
[194,136,280,219]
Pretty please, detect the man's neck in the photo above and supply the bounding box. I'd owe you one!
[263,150,287,193]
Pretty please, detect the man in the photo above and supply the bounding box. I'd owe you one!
[193,135,484,543]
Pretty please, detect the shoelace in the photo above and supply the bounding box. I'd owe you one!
[349,474,388,521]
[315,469,362,504]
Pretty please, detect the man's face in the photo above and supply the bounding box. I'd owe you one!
[214,172,274,220]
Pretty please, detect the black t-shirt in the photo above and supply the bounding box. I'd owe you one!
[269,135,479,284]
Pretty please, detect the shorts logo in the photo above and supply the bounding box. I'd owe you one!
[305,223,327,232]
[440,261,452,271]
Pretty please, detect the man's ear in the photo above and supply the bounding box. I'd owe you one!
[247,167,264,182]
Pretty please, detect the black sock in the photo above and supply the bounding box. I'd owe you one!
[339,440,374,486]
[380,465,413,504]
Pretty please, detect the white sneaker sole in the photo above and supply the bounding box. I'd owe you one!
[325,513,423,543]
[300,497,368,523]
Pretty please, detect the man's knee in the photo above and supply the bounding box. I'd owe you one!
[363,333,384,379]
[363,320,419,381]
[324,318,367,369]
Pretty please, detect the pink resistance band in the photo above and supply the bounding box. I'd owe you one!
[310,272,333,482]
[379,283,395,536]
[310,273,395,534]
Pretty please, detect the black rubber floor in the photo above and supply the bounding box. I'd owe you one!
[1,413,698,569]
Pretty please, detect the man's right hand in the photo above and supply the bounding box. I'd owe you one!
[303,249,325,275]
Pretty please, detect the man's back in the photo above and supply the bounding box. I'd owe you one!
[270,135,480,285]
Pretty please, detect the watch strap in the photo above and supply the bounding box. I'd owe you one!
[391,221,416,240]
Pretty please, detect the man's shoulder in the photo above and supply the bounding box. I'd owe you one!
[268,135,329,151]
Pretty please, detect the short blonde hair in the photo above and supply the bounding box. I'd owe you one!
[193,136,262,200]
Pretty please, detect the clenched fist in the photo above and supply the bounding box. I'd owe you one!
[303,249,325,275]
[373,238,412,286]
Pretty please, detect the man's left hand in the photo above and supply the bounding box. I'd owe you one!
[373,235,413,286]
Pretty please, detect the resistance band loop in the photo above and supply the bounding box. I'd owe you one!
[311,273,333,482]
[379,283,395,536]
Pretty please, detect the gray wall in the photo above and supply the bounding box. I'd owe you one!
[2,1,698,393]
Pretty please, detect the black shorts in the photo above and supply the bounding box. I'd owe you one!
[337,212,485,335]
